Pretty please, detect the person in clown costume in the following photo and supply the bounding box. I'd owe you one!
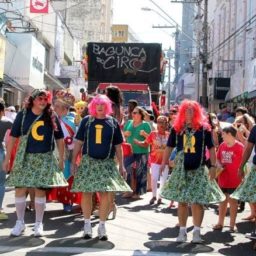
[160,99,225,243]
[48,90,82,212]
[71,94,131,241]
[2,89,67,237]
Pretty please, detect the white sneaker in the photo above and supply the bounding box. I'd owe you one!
[34,222,44,237]
[192,230,204,244]
[11,220,25,236]
[83,222,92,239]
[176,230,187,242]
[98,224,108,241]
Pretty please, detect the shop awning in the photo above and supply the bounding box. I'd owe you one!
[1,74,25,92]
[58,78,71,88]
[44,71,66,89]
[248,90,256,99]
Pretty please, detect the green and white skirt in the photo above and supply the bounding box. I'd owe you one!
[7,152,68,188]
[161,151,225,204]
[71,155,132,193]
[231,165,256,203]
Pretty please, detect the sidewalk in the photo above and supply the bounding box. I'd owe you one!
[0,188,256,255]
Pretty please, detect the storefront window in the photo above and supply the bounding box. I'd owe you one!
[3,89,14,106]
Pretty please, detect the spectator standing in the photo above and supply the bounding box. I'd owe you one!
[213,126,244,232]
[123,107,151,199]
[0,100,12,220]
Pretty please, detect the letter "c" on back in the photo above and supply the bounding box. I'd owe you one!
[31,121,44,141]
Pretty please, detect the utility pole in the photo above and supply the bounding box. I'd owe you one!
[195,2,202,103]
[151,25,175,107]
[167,48,173,107]
[201,0,208,108]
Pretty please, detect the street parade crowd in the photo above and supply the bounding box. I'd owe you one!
[1,86,256,245]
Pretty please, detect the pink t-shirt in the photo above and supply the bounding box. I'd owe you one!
[146,131,169,165]
[217,140,244,188]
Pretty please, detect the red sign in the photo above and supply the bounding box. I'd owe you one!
[30,0,48,13]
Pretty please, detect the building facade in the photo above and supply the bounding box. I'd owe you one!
[0,0,85,106]
[60,0,113,46]
[207,0,256,114]
[111,24,139,43]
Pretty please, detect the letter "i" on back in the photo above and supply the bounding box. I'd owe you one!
[95,125,103,144]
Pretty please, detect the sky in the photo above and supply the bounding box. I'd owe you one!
[112,0,182,50]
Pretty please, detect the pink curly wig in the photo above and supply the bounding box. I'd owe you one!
[173,99,210,133]
[88,94,113,117]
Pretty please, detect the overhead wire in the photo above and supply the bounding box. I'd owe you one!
[207,6,256,59]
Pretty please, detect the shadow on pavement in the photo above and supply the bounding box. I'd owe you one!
[46,237,114,249]
[25,253,74,256]
[23,238,115,256]
[202,230,235,244]
[236,220,253,235]
[122,204,157,212]
[144,241,214,254]
[158,207,178,216]
[42,209,99,238]
[43,210,83,238]
[5,203,15,208]
[218,241,255,255]
[115,194,136,207]
[0,236,44,255]
[147,226,193,240]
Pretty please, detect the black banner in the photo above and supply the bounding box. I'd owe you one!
[87,42,161,83]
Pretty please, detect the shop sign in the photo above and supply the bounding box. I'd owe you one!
[30,0,48,13]
[32,57,43,73]
[5,33,45,89]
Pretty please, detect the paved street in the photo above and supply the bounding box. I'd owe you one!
[0,188,256,256]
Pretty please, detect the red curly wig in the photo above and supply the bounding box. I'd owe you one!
[173,99,210,133]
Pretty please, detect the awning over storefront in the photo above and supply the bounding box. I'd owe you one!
[248,90,256,99]
[44,71,66,90]
[1,74,25,91]
[58,78,71,88]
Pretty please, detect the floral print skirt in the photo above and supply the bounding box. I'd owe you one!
[71,155,132,193]
[231,166,256,203]
[161,151,225,204]
[7,151,68,188]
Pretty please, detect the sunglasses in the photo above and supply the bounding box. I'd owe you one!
[132,111,139,115]
[169,112,177,115]
[36,96,48,102]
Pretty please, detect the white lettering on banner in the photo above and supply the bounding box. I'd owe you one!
[32,57,43,73]
[92,43,157,74]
